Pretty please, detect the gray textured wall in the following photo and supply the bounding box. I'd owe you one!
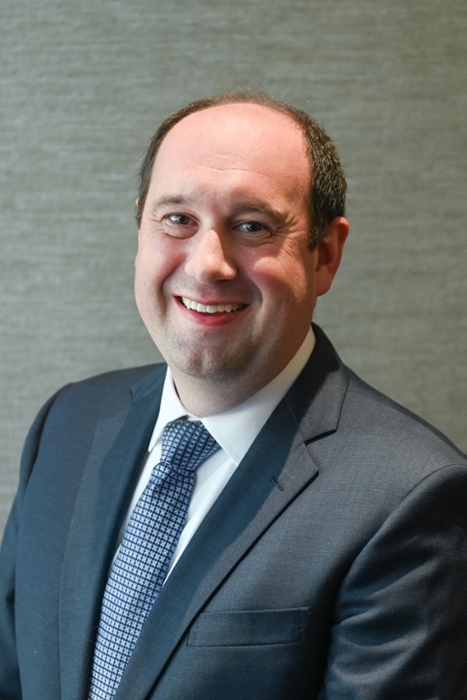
[1,0,466,536]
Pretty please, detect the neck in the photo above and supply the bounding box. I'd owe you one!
[170,372,269,417]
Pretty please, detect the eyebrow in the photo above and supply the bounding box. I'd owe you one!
[150,195,189,212]
[232,198,285,222]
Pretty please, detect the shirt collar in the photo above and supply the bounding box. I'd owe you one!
[148,327,315,465]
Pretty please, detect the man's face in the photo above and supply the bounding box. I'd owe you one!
[135,103,335,405]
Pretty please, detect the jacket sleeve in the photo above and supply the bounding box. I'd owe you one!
[319,463,467,700]
[0,395,58,700]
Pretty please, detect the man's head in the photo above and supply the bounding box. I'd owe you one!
[136,91,347,249]
[135,95,349,415]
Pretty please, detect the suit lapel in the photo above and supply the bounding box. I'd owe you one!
[59,370,165,700]
[115,326,349,700]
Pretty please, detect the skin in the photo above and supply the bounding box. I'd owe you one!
[135,103,349,416]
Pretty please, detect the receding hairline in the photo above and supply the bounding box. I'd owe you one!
[154,100,310,164]
[160,98,308,127]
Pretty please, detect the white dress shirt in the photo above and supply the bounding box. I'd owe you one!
[117,328,315,579]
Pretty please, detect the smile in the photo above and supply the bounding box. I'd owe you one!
[181,297,245,314]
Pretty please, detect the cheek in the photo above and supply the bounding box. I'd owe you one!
[251,255,314,307]
[134,243,164,319]
[135,235,174,290]
[134,250,152,300]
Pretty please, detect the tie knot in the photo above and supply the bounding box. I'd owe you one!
[160,418,219,475]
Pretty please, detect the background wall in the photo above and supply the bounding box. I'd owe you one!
[1,0,466,536]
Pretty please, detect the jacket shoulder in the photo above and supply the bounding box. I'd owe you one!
[49,363,166,416]
[341,367,466,469]
[20,364,166,474]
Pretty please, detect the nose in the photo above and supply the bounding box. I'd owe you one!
[184,228,237,284]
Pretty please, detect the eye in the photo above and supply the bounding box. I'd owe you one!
[235,221,270,234]
[162,212,197,238]
[166,213,193,226]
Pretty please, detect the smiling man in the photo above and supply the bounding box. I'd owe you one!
[134,100,347,414]
[1,92,467,700]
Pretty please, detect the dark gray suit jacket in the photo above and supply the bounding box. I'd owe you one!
[1,326,467,700]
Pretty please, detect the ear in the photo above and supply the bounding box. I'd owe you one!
[314,216,349,297]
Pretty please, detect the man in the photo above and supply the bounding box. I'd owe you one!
[1,92,467,700]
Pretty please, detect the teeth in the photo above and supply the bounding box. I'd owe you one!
[182,297,244,313]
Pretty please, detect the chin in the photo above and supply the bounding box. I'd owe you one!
[168,345,249,382]
[176,359,237,382]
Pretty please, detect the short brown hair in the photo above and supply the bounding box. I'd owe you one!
[136,91,346,248]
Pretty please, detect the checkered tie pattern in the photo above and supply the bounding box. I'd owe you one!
[89,418,219,700]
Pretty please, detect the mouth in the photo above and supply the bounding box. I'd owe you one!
[180,297,246,314]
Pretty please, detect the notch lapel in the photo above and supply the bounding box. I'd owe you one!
[59,371,165,700]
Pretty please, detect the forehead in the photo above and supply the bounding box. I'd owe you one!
[150,103,310,194]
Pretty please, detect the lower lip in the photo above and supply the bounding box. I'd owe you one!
[176,298,248,325]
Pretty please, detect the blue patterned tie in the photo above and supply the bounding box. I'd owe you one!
[89,418,219,700]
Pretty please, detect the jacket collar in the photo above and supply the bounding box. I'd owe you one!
[285,323,349,442]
